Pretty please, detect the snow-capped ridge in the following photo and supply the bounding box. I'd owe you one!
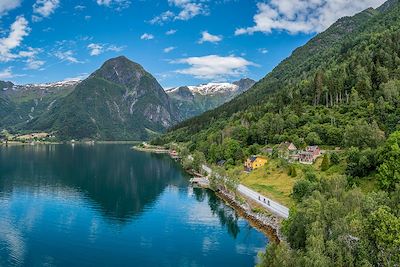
[11,79,81,91]
[188,82,239,95]
[167,82,239,96]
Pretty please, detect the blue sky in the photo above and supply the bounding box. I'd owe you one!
[0,0,387,88]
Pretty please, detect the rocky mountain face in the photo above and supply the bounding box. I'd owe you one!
[166,78,255,120]
[26,56,180,140]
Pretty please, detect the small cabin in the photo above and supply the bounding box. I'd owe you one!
[299,151,314,164]
[306,146,321,157]
[245,156,268,171]
[299,146,321,164]
[277,142,298,159]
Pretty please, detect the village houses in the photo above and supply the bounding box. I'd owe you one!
[277,142,322,164]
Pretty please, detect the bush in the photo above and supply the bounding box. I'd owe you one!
[320,154,330,171]
[330,152,340,165]
[292,179,314,202]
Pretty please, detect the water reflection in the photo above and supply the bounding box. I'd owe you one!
[0,144,188,223]
[193,188,241,238]
[0,144,268,267]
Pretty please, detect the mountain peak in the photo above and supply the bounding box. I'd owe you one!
[90,56,152,89]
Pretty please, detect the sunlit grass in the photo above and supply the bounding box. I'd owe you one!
[239,160,298,207]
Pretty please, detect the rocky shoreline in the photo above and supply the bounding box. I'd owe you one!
[133,145,284,242]
[215,188,283,243]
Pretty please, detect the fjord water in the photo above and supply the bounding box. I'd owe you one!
[0,144,267,266]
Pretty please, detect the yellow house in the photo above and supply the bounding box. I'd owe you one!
[245,156,268,171]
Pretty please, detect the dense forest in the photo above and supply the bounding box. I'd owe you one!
[155,1,400,266]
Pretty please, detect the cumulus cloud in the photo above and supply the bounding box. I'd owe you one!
[0,0,22,16]
[172,55,256,79]
[32,0,60,22]
[150,11,175,25]
[258,48,268,54]
[96,0,131,10]
[88,43,102,56]
[140,33,154,40]
[150,0,208,24]
[164,46,176,53]
[171,0,207,21]
[235,0,386,35]
[198,31,222,44]
[87,43,124,56]
[0,16,30,62]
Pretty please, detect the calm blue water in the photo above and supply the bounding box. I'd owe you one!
[0,144,268,267]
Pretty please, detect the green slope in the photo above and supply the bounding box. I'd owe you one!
[160,1,400,150]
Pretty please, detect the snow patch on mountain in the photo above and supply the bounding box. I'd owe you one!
[167,82,239,96]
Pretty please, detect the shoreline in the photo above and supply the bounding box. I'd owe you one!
[132,146,170,153]
[131,145,283,242]
[215,189,282,242]
[0,140,141,146]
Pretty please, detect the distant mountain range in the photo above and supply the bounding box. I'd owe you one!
[166,78,255,120]
[0,80,78,128]
[0,56,255,140]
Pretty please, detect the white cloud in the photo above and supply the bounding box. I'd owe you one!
[0,16,30,62]
[97,0,111,5]
[88,43,102,56]
[171,0,207,21]
[0,67,14,79]
[0,0,21,16]
[150,0,208,24]
[96,0,131,10]
[107,45,124,52]
[150,11,174,25]
[54,50,82,63]
[235,0,386,35]
[32,0,60,21]
[140,33,154,40]
[19,47,45,70]
[74,5,86,10]
[164,46,176,53]
[259,48,268,54]
[198,31,222,44]
[87,43,124,56]
[0,67,25,79]
[172,55,257,79]
[26,58,45,70]
[166,29,177,35]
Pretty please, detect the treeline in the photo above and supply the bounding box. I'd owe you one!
[258,175,399,267]
[258,131,400,266]
[156,2,400,165]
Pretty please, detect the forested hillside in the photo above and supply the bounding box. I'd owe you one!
[156,1,400,266]
[159,0,400,158]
